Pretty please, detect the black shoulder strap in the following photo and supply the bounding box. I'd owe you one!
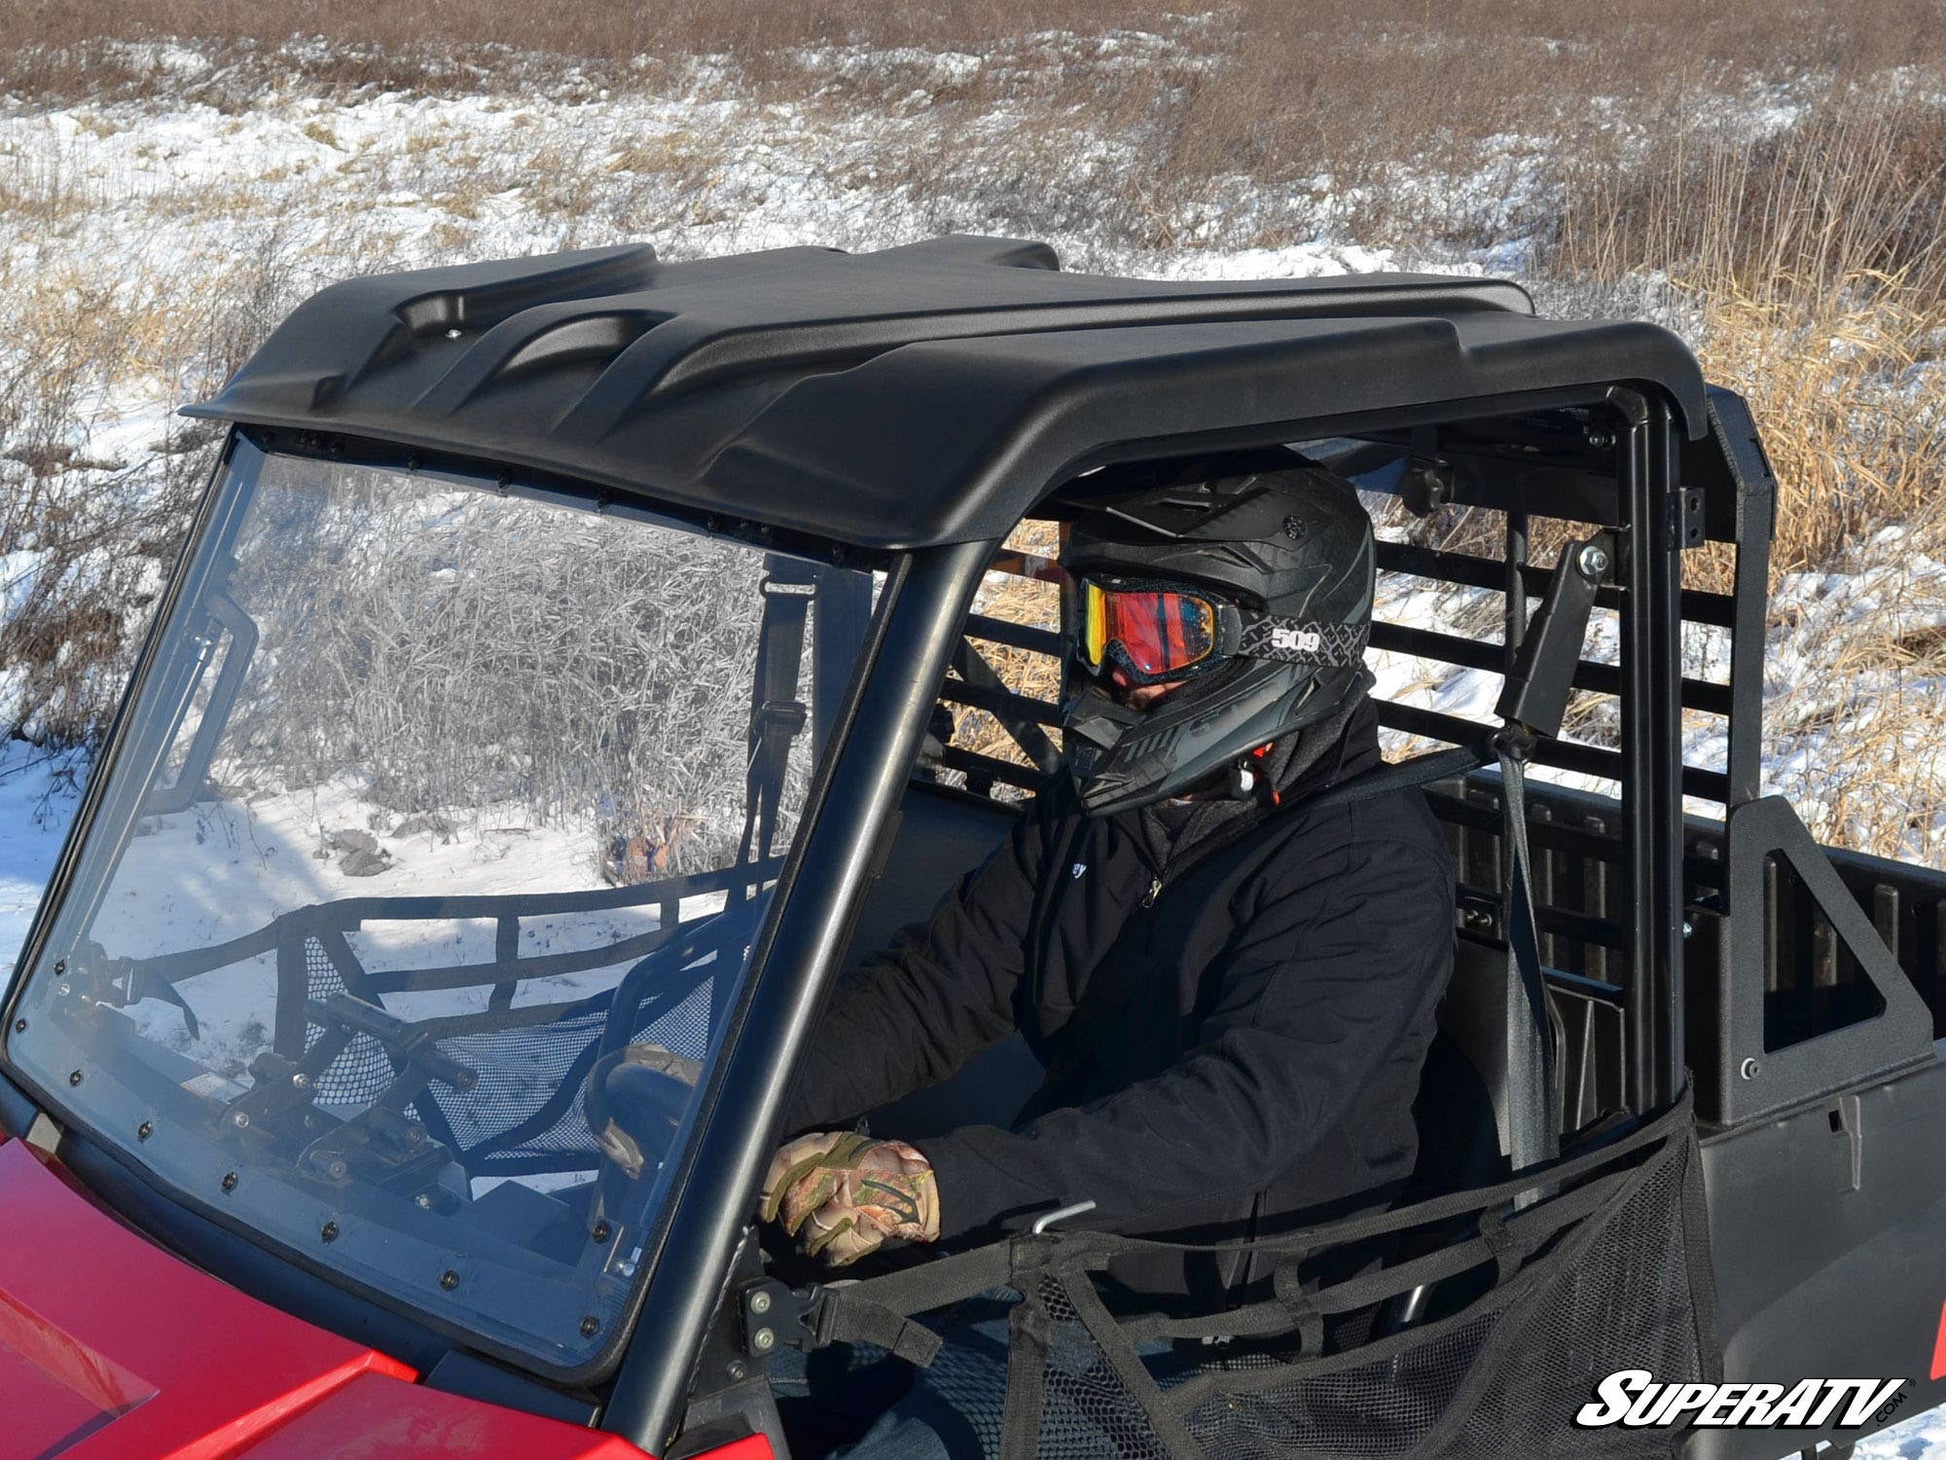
[737,573,812,867]
[1296,730,1559,1180]
[1298,739,1494,813]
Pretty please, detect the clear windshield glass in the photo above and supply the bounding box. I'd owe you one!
[5,435,879,1372]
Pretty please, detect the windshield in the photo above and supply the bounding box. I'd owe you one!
[4,433,879,1373]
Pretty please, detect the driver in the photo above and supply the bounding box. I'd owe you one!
[758,449,1456,1456]
[763,449,1454,1281]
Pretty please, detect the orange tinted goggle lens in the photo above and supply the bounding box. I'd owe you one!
[1081,583,1217,676]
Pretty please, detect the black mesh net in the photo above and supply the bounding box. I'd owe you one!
[1027,1116,1709,1460]
[1037,1275,1174,1460]
[829,1098,1714,1460]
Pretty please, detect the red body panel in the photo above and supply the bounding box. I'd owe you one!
[0,1133,658,1458]
[236,1372,650,1458]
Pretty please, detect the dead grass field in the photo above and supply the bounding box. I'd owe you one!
[7,1,1946,250]
[3,3,1946,857]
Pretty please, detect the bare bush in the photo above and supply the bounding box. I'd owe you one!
[0,187,417,749]
[218,457,795,870]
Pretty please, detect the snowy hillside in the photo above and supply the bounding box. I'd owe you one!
[4,44,1944,861]
[4,28,1946,1458]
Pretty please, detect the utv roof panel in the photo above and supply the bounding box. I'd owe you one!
[188,235,1709,550]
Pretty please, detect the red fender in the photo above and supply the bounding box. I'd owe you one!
[0,1133,742,1458]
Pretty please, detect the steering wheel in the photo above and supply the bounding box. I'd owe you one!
[582,1042,704,1180]
[582,892,769,1204]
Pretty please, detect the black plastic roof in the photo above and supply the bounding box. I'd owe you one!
[188,235,1709,550]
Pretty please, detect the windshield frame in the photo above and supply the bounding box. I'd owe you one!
[1,425,906,1385]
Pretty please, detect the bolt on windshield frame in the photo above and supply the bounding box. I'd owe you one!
[1,425,903,1384]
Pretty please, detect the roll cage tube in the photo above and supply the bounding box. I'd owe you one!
[604,539,993,1452]
[1617,388,1687,1112]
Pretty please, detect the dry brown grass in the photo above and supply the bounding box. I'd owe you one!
[8,1,1946,247]
[1540,80,1946,854]
[1696,280,1942,578]
[1547,78,1946,586]
[1552,92,1946,308]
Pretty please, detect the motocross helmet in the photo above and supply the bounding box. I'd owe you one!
[1059,449,1375,816]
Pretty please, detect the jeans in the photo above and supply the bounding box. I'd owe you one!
[771,1289,1178,1460]
[771,1292,1014,1460]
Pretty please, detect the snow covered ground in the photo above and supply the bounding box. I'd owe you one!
[4,37,1946,1457]
[0,740,83,970]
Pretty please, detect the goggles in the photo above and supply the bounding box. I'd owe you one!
[1071,575,1369,687]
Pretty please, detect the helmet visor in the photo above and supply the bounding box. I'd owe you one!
[1078,579,1219,681]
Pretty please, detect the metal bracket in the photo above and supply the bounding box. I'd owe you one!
[757,700,808,736]
[1668,485,1707,551]
[1399,461,1454,517]
[1705,797,1936,1125]
[1494,532,1612,739]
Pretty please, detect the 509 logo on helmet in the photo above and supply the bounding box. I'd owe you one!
[1575,1371,1909,1431]
[1268,625,1323,654]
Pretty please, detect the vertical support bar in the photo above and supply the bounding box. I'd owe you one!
[1619,392,1687,1113]
[812,566,874,761]
[273,937,309,1059]
[1704,388,1775,810]
[1726,510,1771,810]
[487,917,518,1012]
[605,543,992,1455]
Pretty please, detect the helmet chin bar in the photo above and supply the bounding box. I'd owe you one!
[1065,661,1337,817]
[1060,682,1144,783]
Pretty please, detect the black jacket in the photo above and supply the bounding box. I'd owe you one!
[785,708,1455,1294]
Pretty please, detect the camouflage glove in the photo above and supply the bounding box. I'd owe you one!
[759,1130,941,1267]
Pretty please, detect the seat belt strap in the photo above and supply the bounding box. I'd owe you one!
[738,576,812,867]
[1498,729,1561,1193]
[1299,739,1493,814]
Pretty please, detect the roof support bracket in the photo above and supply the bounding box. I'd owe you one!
[1495,532,1613,740]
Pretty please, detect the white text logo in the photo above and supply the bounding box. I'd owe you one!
[1575,1371,1907,1431]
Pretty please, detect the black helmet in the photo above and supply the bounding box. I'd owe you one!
[1059,449,1375,816]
